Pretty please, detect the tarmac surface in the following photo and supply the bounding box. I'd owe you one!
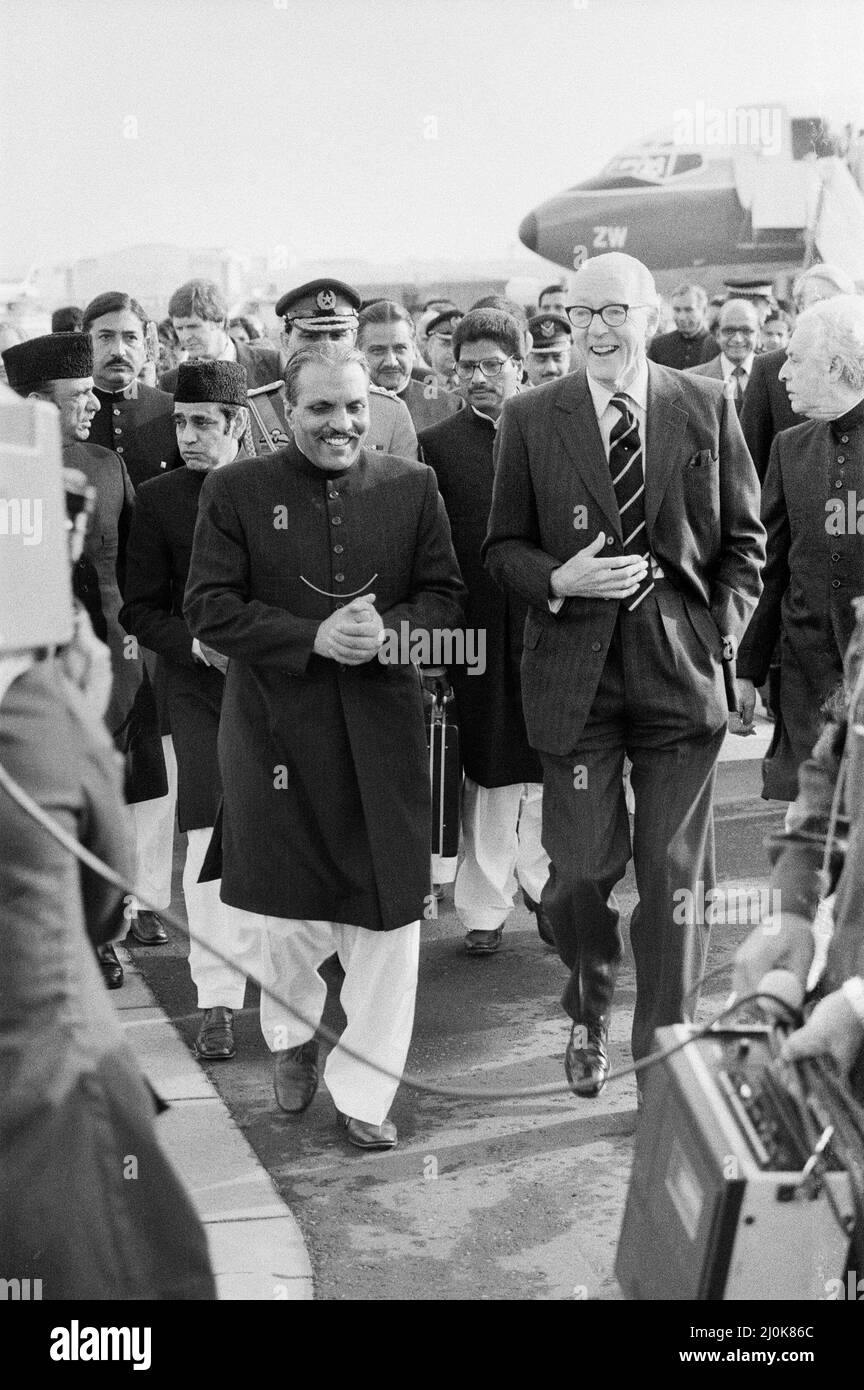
[119,719,785,1300]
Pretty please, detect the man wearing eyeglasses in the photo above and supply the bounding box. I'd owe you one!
[419,308,551,955]
[484,252,765,1107]
[687,299,761,414]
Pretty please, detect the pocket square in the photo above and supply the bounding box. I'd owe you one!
[686,449,716,469]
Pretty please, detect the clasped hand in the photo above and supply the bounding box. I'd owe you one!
[550,532,648,600]
[314,595,384,665]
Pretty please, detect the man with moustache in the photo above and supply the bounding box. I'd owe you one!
[688,299,761,413]
[735,297,864,802]
[184,344,464,1149]
[484,252,764,1102]
[419,308,552,954]
[244,278,419,459]
[121,361,251,1061]
[83,291,181,489]
[525,311,574,387]
[357,299,461,433]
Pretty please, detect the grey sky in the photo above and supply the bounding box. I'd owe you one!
[2,0,863,273]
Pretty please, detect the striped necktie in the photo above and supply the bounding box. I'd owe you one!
[609,393,654,612]
[732,365,746,413]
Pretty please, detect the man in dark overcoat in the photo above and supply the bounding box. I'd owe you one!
[419,308,550,955]
[121,361,252,1061]
[736,295,864,802]
[483,252,764,1101]
[184,344,464,1149]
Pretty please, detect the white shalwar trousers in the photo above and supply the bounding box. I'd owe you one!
[128,734,177,913]
[455,779,549,932]
[184,827,249,1009]
[222,909,421,1126]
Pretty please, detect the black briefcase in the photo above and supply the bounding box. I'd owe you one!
[423,671,461,858]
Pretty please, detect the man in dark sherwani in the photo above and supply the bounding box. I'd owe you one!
[185,343,464,1150]
[741,263,856,481]
[419,308,551,956]
[83,291,182,489]
[483,252,764,1103]
[736,295,864,803]
[121,360,252,1063]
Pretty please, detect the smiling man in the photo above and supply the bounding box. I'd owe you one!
[483,251,764,1105]
[688,299,761,413]
[735,296,864,803]
[184,343,464,1149]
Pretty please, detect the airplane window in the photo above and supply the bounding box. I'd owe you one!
[607,154,671,181]
[671,153,703,176]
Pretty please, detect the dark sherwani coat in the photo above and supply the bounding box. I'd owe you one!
[737,400,864,800]
[647,327,717,370]
[0,661,215,1299]
[90,381,182,489]
[63,440,141,736]
[184,441,465,930]
[419,405,542,786]
[120,465,227,831]
[739,346,800,481]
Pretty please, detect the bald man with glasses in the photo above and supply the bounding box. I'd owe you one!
[484,253,764,1106]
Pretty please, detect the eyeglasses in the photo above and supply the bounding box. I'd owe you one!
[565,304,650,329]
[454,357,512,380]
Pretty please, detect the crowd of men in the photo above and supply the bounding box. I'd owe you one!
[4,254,864,1163]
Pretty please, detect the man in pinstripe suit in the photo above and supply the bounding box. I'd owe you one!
[484,253,765,1103]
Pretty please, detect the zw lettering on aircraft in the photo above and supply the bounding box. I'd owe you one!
[592,226,629,249]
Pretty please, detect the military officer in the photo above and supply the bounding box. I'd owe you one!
[357,299,461,433]
[244,278,419,460]
[525,311,575,387]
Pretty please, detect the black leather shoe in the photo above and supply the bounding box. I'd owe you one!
[195,1007,236,1060]
[522,890,556,947]
[464,927,503,955]
[337,1112,398,1150]
[98,943,124,989]
[564,1019,610,1098]
[127,910,168,945]
[273,1040,319,1113]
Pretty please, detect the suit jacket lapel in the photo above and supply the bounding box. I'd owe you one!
[554,372,622,540]
[645,362,688,532]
